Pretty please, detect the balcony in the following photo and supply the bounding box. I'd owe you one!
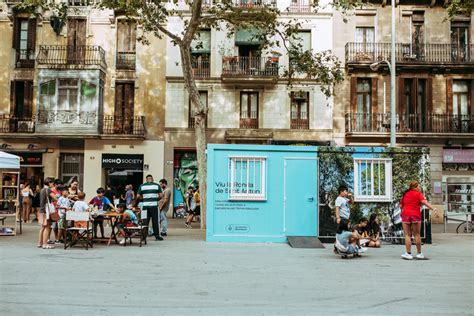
[15,49,35,68]
[0,115,35,134]
[101,115,145,137]
[192,58,210,78]
[36,110,98,135]
[345,113,474,136]
[222,56,279,83]
[240,111,258,129]
[116,52,136,70]
[287,2,312,13]
[345,42,474,73]
[37,45,107,70]
[233,0,275,9]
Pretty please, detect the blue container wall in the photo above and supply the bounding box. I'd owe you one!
[206,144,318,243]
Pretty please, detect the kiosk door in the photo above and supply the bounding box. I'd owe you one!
[284,158,318,236]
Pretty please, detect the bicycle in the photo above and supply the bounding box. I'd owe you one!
[456,220,473,234]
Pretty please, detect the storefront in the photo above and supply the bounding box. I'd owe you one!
[102,153,144,199]
[15,152,44,187]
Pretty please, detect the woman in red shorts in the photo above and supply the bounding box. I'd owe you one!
[400,180,437,260]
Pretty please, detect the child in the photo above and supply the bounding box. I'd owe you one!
[335,185,352,225]
[72,192,89,228]
[335,220,367,255]
[115,203,138,245]
[367,213,381,248]
[353,217,369,247]
[89,187,116,238]
[56,186,71,243]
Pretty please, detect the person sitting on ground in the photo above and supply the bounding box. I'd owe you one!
[335,220,367,255]
[115,203,138,245]
[353,217,370,247]
[56,186,71,242]
[72,192,89,228]
[89,187,116,238]
[366,213,381,248]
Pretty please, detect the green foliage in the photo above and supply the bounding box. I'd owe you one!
[446,0,474,18]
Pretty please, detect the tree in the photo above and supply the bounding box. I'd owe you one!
[17,0,363,229]
[446,0,474,18]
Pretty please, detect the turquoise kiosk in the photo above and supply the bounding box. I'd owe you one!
[206,144,318,243]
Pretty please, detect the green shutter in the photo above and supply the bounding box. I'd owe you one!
[235,27,263,45]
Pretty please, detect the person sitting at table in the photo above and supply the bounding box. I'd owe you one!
[89,187,116,239]
[115,203,138,245]
[73,192,89,228]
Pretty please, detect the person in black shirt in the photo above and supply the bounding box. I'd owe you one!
[367,213,381,248]
[104,184,116,210]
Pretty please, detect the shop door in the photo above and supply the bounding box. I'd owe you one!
[284,158,318,236]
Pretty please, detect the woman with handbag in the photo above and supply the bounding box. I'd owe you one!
[37,178,58,249]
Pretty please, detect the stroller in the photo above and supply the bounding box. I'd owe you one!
[173,203,187,218]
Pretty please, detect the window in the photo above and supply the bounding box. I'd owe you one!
[355,27,374,54]
[453,81,470,116]
[191,30,211,77]
[13,17,36,67]
[354,158,392,202]
[114,82,135,133]
[116,20,137,70]
[229,156,267,201]
[451,24,469,62]
[356,78,372,130]
[290,91,309,129]
[39,78,97,113]
[289,31,311,71]
[189,91,208,128]
[240,92,258,128]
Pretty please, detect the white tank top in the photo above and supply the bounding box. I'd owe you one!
[22,191,30,198]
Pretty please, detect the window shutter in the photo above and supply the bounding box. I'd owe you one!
[398,77,405,114]
[427,77,433,114]
[10,81,16,115]
[125,83,135,118]
[12,18,19,49]
[350,76,357,113]
[371,78,378,128]
[446,77,453,113]
[27,18,36,52]
[115,83,124,116]
[24,81,33,118]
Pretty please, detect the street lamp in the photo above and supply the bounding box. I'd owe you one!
[369,0,397,148]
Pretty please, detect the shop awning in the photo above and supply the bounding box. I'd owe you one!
[0,151,20,169]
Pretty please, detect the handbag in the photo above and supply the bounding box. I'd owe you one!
[46,196,60,221]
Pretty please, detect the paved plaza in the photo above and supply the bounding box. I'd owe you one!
[0,221,473,316]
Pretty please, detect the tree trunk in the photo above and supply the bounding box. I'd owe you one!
[179,44,208,229]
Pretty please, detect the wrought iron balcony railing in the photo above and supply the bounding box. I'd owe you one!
[192,58,210,78]
[116,51,136,70]
[345,42,474,64]
[233,0,275,8]
[222,56,279,77]
[15,49,35,68]
[0,115,35,133]
[288,2,312,13]
[101,115,146,136]
[240,111,258,129]
[37,45,107,69]
[37,110,98,125]
[345,112,474,134]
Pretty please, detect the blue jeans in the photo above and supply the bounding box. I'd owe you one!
[160,210,168,233]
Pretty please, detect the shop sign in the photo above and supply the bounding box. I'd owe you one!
[443,149,474,163]
[18,153,43,165]
[102,154,144,170]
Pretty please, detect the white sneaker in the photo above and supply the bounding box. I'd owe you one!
[416,253,425,259]
[119,238,126,245]
[357,246,368,254]
[401,252,413,260]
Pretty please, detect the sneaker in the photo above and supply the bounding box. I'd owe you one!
[54,240,61,245]
[401,252,413,260]
[119,238,126,245]
[184,223,191,228]
[357,246,368,254]
[161,232,167,237]
[416,253,425,259]
[155,236,164,241]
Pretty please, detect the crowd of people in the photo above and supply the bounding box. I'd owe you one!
[24,175,173,249]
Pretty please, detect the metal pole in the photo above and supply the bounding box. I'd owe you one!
[390,0,396,147]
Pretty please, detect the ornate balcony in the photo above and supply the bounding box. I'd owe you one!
[101,115,145,137]
[15,49,35,68]
[37,45,107,70]
[233,0,275,9]
[116,52,136,70]
[222,56,279,83]
[0,115,35,134]
[345,42,474,73]
[192,58,210,78]
[345,113,474,135]
[240,111,258,129]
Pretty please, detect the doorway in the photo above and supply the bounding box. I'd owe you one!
[284,158,318,236]
[67,18,86,64]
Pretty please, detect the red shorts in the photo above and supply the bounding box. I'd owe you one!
[401,214,421,223]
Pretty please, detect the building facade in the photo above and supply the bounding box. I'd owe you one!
[164,0,336,209]
[333,1,474,220]
[0,0,166,199]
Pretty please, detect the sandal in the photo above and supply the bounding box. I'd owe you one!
[42,245,55,249]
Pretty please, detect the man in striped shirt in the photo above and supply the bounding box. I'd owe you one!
[137,175,163,241]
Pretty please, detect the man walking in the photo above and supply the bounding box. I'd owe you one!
[137,175,163,241]
[159,179,171,237]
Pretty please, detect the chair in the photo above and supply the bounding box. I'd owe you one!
[64,211,93,250]
[123,208,148,247]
